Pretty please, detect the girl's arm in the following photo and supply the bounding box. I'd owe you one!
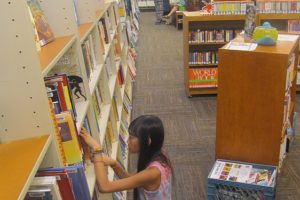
[94,154,160,193]
[111,161,132,178]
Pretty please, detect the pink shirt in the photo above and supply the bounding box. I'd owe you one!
[138,161,172,200]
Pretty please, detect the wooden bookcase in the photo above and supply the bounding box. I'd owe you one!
[183,12,300,96]
[0,0,139,199]
[257,13,300,91]
[216,36,299,168]
[183,13,246,96]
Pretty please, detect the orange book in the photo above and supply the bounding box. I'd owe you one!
[188,68,218,88]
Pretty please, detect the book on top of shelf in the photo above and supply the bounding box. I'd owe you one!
[26,4,41,51]
[27,0,55,46]
[256,0,300,13]
[244,4,256,39]
[213,1,255,15]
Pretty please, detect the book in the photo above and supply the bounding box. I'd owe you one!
[210,160,277,186]
[27,0,55,46]
[36,170,76,200]
[28,176,62,200]
[47,98,67,166]
[56,112,82,165]
[25,188,52,200]
[244,4,256,39]
[188,68,218,88]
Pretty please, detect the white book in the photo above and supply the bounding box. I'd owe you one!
[30,176,62,200]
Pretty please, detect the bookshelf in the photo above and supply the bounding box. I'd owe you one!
[183,13,246,96]
[256,13,300,91]
[0,0,139,200]
[216,36,299,168]
[0,135,51,200]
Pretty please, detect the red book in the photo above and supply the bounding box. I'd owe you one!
[36,170,76,200]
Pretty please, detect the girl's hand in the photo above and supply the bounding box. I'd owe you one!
[101,155,117,167]
[80,127,101,151]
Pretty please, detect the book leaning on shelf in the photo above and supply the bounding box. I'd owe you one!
[27,0,54,46]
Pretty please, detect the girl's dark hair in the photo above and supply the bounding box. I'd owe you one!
[129,115,173,200]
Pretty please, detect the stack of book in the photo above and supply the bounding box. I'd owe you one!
[25,163,91,200]
[213,1,255,15]
[189,51,219,65]
[256,0,300,13]
[189,29,241,43]
[288,20,300,32]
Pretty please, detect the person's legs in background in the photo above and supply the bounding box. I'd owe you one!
[154,0,164,24]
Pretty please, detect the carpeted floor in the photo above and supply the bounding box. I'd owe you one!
[128,12,300,200]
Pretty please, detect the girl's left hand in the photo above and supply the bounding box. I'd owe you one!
[80,127,102,150]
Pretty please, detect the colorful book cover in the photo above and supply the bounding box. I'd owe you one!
[56,112,82,165]
[27,0,55,46]
[188,68,218,88]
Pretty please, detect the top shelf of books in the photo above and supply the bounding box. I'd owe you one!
[0,135,51,200]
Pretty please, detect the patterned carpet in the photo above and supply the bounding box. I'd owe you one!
[127,12,300,200]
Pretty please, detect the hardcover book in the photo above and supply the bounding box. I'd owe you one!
[27,0,55,46]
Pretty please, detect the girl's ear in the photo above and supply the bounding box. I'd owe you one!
[148,137,152,146]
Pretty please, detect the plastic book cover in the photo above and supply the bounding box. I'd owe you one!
[29,176,62,200]
[25,188,52,200]
[27,0,54,46]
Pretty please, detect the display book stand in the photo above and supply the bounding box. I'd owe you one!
[216,36,299,170]
[183,12,300,96]
[0,0,139,199]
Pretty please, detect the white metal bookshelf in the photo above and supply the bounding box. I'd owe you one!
[0,0,138,199]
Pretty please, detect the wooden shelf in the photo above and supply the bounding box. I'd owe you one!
[189,64,218,67]
[78,23,95,43]
[89,64,104,95]
[0,135,51,200]
[39,35,76,76]
[258,13,300,20]
[189,87,218,96]
[189,42,228,46]
[183,13,246,21]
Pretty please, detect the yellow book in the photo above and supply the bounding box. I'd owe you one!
[107,120,115,142]
[56,112,82,165]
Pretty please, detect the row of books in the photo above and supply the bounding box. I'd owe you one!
[288,20,300,32]
[188,68,218,88]
[209,160,277,187]
[104,119,116,157]
[189,51,219,65]
[92,86,103,122]
[25,163,91,200]
[189,29,241,44]
[256,0,300,13]
[213,1,255,15]
[82,34,97,81]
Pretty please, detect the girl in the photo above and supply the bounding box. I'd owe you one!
[80,115,173,200]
